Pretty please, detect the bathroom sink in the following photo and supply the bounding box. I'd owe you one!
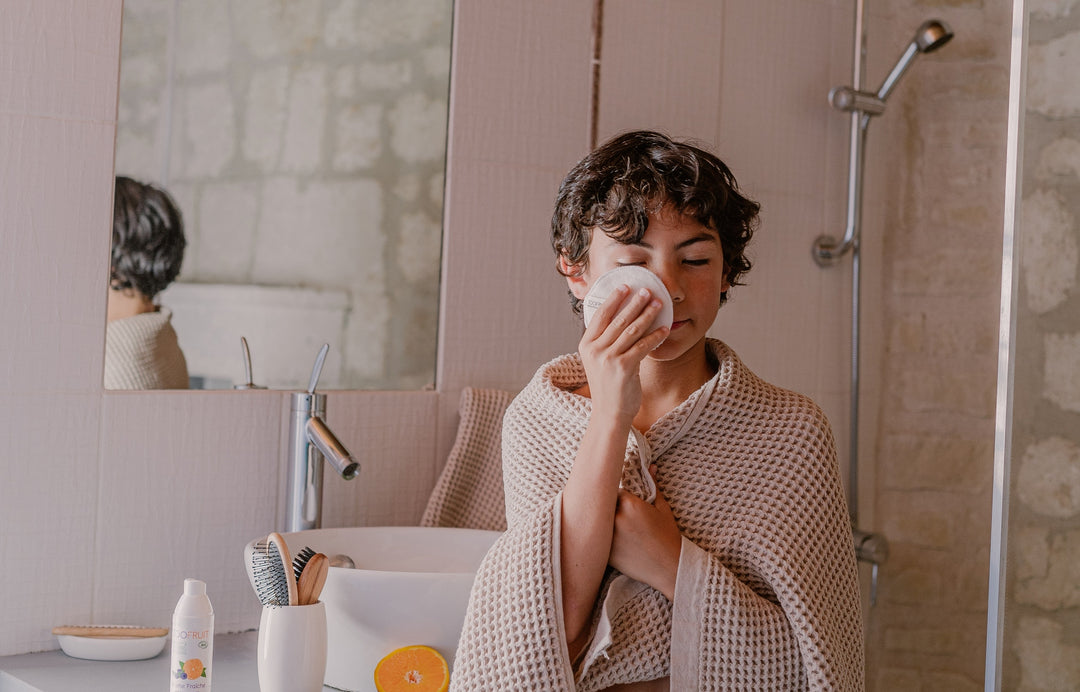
[278,526,500,692]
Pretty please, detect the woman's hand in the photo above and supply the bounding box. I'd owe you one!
[578,285,669,425]
[609,466,682,600]
[560,289,669,654]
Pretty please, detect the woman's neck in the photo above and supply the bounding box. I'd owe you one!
[634,339,717,431]
[106,288,156,323]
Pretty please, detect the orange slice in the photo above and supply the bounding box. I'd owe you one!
[373,645,450,692]
[182,658,204,679]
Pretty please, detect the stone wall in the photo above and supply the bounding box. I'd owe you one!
[864,2,1011,688]
[1002,1,1080,688]
[116,0,451,389]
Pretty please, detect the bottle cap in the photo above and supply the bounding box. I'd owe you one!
[183,578,207,596]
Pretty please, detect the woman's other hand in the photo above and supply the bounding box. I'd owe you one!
[609,466,682,599]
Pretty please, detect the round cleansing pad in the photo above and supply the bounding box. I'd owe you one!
[582,265,674,336]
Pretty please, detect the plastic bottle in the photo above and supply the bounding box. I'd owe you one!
[170,578,214,691]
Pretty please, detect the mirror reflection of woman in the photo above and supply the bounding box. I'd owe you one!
[104,176,189,390]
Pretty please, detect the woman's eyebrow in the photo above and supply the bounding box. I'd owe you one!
[635,234,719,250]
[676,234,719,250]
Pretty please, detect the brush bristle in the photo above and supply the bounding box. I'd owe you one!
[249,539,291,606]
[292,546,317,582]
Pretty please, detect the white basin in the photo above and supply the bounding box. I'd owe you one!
[278,526,500,692]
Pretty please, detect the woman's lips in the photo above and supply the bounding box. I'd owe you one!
[670,319,689,330]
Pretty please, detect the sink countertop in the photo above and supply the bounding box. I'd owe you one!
[0,631,337,691]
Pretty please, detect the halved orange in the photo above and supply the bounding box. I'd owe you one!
[182,658,204,679]
[373,645,450,692]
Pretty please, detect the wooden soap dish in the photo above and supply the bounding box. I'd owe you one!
[52,625,169,639]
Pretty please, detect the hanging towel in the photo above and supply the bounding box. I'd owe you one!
[421,387,515,532]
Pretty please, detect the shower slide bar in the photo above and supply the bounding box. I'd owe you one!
[812,10,953,605]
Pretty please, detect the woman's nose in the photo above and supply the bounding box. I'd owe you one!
[653,266,683,303]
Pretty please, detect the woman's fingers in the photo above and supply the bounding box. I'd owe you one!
[582,284,630,339]
[585,285,666,353]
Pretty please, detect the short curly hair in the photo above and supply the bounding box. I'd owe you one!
[111,176,186,300]
[551,130,759,314]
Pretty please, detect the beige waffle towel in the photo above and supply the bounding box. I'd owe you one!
[450,340,864,691]
[104,307,189,390]
[421,387,515,531]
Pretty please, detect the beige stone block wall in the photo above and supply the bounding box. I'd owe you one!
[862,1,1011,688]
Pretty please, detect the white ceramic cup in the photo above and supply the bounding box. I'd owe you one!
[257,602,327,692]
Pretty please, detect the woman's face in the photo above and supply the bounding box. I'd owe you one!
[571,205,729,364]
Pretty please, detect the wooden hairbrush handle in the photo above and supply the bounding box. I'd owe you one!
[297,552,328,606]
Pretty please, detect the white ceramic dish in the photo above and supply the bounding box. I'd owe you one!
[56,632,168,661]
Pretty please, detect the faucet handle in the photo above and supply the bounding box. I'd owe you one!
[234,336,266,389]
[307,343,330,393]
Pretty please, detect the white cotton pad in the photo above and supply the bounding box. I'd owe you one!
[582,265,674,336]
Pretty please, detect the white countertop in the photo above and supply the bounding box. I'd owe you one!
[0,631,337,691]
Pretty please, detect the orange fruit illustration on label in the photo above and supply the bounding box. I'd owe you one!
[183,658,205,680]
[373,645,449,692]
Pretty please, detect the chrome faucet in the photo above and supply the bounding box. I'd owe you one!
[285,344,360,532]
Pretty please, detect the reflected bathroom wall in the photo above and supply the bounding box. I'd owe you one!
[1001,4,1080,688]
[115,0,451,390]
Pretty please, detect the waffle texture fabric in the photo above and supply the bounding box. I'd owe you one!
[451,340,864,691]
[422,387,515,531]
[104,308,189,390]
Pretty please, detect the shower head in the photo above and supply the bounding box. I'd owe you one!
[914,19,954,53]
[876,18,955,101]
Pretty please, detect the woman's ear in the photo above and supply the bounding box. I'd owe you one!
[559,255,590,300]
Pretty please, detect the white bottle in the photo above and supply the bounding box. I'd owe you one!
[170,578,214,691]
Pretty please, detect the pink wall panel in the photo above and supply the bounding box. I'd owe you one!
[0,0,124,653]
[446,0,594,171]
[0,0,122,121]
[0,115,116,393]
[437,0,595,458]
[0,392,101,654]
[596,0,858,503]
[94,391,285,634]
[320,390,440,528]
[597,0,724,145]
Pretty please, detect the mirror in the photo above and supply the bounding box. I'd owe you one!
[991,0,1080,687]
[111,0,453,390]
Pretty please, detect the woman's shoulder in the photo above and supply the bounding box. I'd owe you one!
[709,339,832,432]
[506,352,587,412]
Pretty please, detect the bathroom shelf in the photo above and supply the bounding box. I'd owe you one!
[0,631,335,692]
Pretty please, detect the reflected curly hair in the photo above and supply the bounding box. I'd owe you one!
[552,130,759,314]
[111,176,186,300]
